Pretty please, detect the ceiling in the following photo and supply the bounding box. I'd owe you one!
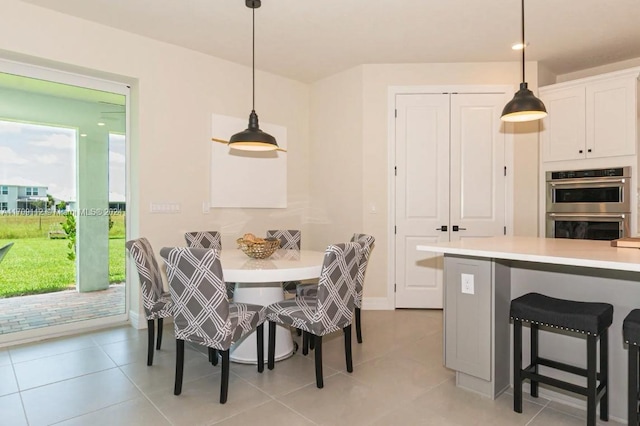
[18,0,640,83]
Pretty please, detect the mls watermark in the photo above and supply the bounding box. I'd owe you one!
[0,209,125,216]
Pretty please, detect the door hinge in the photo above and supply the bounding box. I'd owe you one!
[504,166,507,176]
[504,226,507,235]
[395,109,397,118]
[394,225,397,234]
[394,166,397,176]
[394,283,396,293]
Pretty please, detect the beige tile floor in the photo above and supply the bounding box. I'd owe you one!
[0,310,625,425]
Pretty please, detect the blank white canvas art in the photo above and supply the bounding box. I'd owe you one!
[210,113,287,208]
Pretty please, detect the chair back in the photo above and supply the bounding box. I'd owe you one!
[312,242,363,334]
[160,247,234,350]
[0,242,14,264]
[125,237,166,317]
[266,230,301,250]
[184,231,222,250]
[350,233,375,308]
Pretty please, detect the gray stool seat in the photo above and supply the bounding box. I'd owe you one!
[623,309,640,425]
[510,292,613,335]
[624,309,640,345]
[510,292,612,426]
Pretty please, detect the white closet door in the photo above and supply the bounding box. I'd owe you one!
[394,91,507,309]
[394,93,449,308]
[449,93,506,242]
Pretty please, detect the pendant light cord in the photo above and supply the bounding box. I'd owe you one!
[521,0,526,82]
[252,7,256,111]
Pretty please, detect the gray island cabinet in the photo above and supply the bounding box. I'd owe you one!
[417,236,640,421]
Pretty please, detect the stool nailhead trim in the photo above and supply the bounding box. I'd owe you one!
[510,316,597,336]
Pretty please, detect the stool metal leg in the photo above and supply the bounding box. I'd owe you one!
[587,335,597,426]
[600,329,608,421]
[513,319,523,413]
[530,323,539,398]
[630,344,639,426]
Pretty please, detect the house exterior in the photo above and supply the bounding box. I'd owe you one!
[0,184,48,212]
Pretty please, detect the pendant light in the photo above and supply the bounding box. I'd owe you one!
[228,0,279,151]
[501,0,547,122]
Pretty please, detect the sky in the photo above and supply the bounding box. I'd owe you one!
[0,120,125,202]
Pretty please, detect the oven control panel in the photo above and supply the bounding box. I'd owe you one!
[549,167,627,180]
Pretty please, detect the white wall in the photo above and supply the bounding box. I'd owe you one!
[0,0,310,324]
[308,62,542,306]
[556,56,640,82]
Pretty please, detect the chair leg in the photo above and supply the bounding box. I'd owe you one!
[587,335,597,426]
[156,318,163,350]
[355,308,363,344]
[314,335,324,388]
[513,319,523,413]
[147,319,155,366]
[629,344,639,426]
[267,321,276,370]
[530,323,539,398]
[208,347,218,366]
[599,329,609,421]
[174,339,184,395]
[344,325,353,373]
[309,333,315,351]
[257,323,264,373]
[296,328,302,336]
[302,331,309,356]
[220,350,230,404]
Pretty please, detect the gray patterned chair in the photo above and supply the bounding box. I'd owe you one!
[125,237,173,366]
[0,242,14,265]
[297,233,375,345]
[160,246,266,404]
[184,231,235,300]
[266,229,301,295]
[266,242,363,388]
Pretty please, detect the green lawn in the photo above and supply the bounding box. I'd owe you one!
[0,214,126,298]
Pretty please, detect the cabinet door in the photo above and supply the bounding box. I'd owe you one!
[540,86,586,162]
[586,76,637,158]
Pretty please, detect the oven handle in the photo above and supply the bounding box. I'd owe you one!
[549,178,626,186]
[549,213,627,219]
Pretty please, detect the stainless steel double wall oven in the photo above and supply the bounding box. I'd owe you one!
[546,167,631,240]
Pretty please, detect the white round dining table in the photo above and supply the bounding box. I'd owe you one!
[221,248,325,363]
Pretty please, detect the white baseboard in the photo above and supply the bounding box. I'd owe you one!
[128,310,144,329]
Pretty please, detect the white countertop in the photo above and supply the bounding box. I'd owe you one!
[417,236,640,272]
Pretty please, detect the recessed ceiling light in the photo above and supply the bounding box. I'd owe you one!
[511,42,529,50]
[80,133,87,137]
[97,122,105,126]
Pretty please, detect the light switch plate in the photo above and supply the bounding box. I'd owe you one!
[461,273,475,294]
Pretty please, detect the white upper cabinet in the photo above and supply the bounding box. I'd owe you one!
[540,70,638,162]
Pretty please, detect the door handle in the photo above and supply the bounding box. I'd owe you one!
[435,225,448,231]
[452,226,467,232]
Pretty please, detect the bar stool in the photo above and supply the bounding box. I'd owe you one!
[623,309,640,425]
[510,292,613,426]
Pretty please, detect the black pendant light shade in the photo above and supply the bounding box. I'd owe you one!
[501,82,548,122]
[501,0,547,123]
[229,0,279,151]
[229,110,278,151]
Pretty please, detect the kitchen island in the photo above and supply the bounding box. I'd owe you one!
[417,236,640,421]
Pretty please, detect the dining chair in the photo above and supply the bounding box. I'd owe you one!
[0,242,14,265]
[297,233,375,345]
[266,242,363,388]
[184,231,235,301]
[125,237,173,366]
[266,229,302,295]
[160,246,266,404]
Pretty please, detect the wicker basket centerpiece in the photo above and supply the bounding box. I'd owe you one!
[236,233,280,259]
